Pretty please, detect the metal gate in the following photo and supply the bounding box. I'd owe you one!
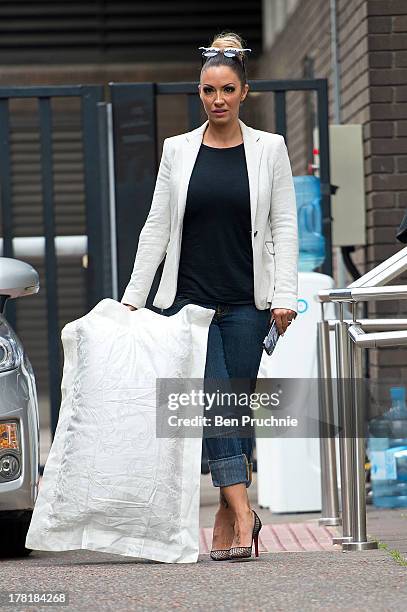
[0,85,115,436]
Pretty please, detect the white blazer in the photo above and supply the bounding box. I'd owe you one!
[120,118,299,313]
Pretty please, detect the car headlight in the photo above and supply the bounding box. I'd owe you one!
[0,321,21,372]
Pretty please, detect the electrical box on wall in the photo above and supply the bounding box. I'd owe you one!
[313,124,366,246]
[330,124,366,246]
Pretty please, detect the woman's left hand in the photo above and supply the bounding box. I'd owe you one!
[271,308,297,335]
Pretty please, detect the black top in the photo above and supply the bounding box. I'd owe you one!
[175,142,254,304]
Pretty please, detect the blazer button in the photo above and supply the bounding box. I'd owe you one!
[254,230,258,237]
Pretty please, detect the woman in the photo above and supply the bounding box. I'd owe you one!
[121,31,299,560]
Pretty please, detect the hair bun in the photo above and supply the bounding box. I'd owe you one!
[201,31,249,86]
[211,31,245,52]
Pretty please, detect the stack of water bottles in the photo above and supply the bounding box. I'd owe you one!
[368,386,407,508]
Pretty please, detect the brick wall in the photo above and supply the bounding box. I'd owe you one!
[255,0,333,170]
[254,0,407,382]
[366,0,407,381]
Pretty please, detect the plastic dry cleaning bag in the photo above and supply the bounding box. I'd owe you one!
[25,298,215,563]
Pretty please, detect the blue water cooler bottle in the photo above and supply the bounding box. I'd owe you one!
[368,386,407,508]
[293,176,326,271]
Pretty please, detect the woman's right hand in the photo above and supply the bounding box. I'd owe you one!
[123,303,137,311]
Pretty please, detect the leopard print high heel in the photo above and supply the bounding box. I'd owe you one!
[228,509,262,559]
[209,548,232,561]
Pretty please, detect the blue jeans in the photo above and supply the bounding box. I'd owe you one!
[161,297,270,488]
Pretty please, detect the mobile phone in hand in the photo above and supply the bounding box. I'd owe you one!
[263,318,280,355]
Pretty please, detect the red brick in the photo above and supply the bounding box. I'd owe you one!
[371,103,407,120]
[369,174,407,190]
[369,364,402,380]
[395,50,407,67]
[396,155,407,172]
[368,1,407,16]
[367,244,401,261]
[373,300,403,316]
[370,86,393,102]
[369,34,407,51]
[369,303,401,319]
[397,192,407,207]
[369,51,393,68]
[367,209,404,226]
[368,16,393,33]
[364,301,392,317]
[370,69,407,85]
[365,155,394,174]
[370,155,395,172]
[394,15,407,32]
[366,192,396,208]
[397,120,407,135]
[396,86,407,102]
[370,349,407,367]
[372,138,407,154]
[367,226,401,243]
[370,121,394,137]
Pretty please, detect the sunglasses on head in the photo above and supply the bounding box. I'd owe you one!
[199,46,252,59]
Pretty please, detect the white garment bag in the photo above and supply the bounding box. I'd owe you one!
[25,298,214,563]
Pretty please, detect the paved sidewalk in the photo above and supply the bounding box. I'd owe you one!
[31,432,406,610]
[200,473,407,559]
[200,520,340,554]
[41,426,407,561]
[197,473,407,610]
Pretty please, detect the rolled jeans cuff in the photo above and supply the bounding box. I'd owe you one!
[207,453,253,488]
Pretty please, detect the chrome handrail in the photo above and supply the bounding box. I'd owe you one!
[316,246,407,551]
[326,318,407,331]
[318,285,407,303]
[348,245,407,288]
[348,325,407,348]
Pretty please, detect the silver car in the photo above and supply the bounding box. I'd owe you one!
[0,257,40,557]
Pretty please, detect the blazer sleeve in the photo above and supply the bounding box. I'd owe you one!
[269,135,299,313]
[120,138,173,308]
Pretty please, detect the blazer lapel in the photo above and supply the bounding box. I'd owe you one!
[176,121,208,227]
[240,119,264,234]
[177,118,264,233]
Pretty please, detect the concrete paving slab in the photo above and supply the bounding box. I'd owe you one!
[11,434,407,610]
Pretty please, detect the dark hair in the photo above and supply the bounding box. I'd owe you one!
[200,31,249,88]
